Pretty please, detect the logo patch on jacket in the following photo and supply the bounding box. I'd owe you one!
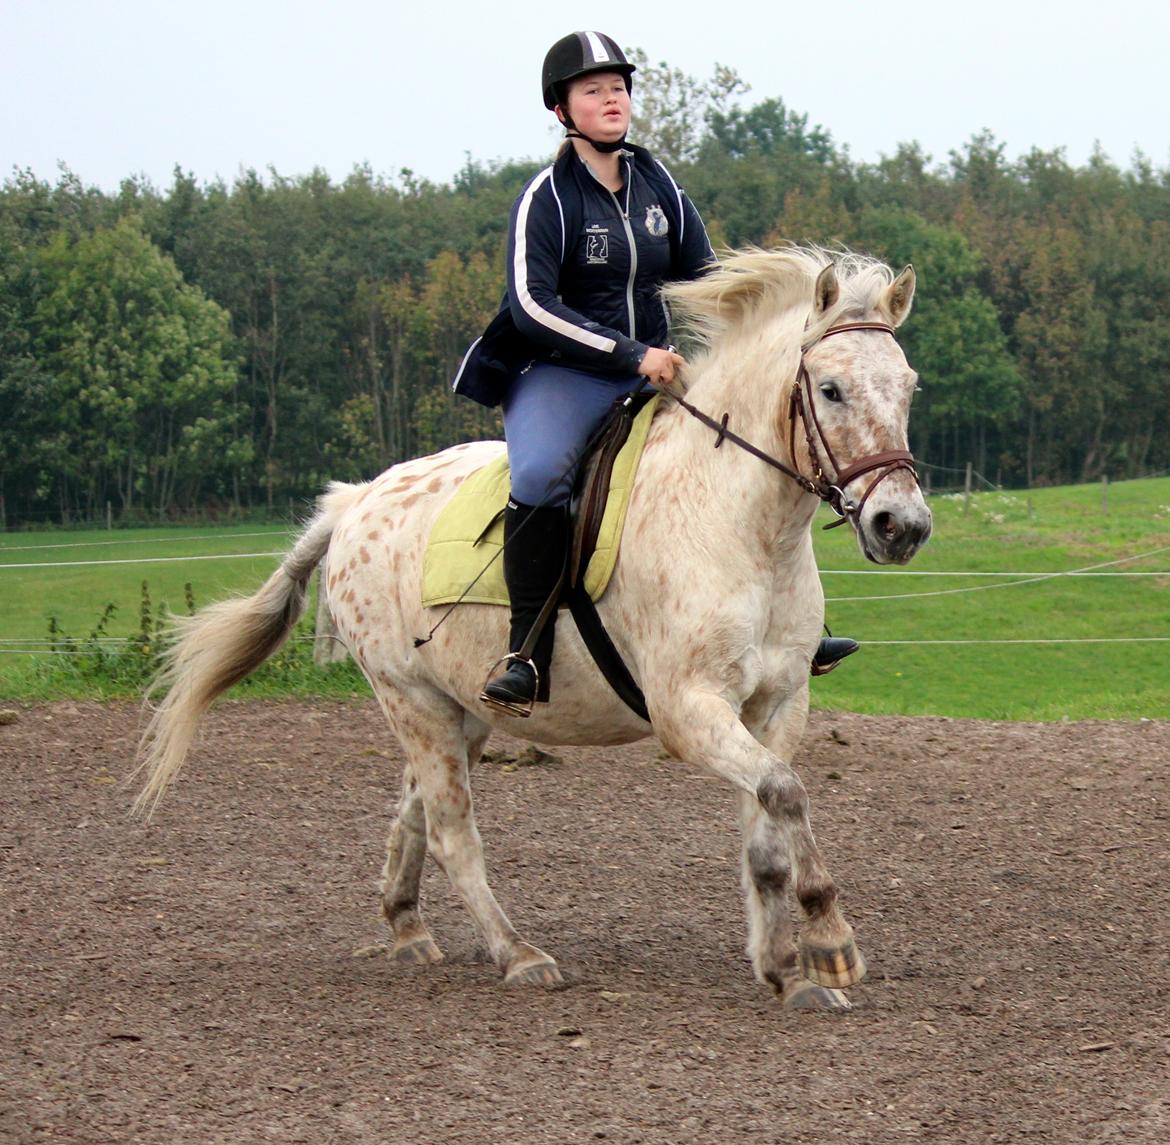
[644,205,669,237]
[585,225,609,264]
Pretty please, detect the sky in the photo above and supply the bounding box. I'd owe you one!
[3,0,1169,193]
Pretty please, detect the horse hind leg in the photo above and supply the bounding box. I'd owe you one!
[379,684,562,986]
[381,719,492,963]
[381,764,444,965]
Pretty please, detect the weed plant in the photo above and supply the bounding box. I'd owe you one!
[32,580,366,700]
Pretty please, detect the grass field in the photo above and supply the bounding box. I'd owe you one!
[2,479,1168,719]
[812,477,1170,720]
[0,525,364,699]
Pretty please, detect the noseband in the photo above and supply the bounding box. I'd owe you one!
[663,320,920,531]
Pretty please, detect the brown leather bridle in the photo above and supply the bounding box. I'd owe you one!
[664,320,920,532]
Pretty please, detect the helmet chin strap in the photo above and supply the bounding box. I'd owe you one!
[559,109,627,154]
[564,129,627,154]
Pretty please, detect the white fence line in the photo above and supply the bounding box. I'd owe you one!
[823,569,1168,578]
[3,635,1167,656]
[0,530,291,553]
[4,554,1168,577]
[0,552,284,570]
[826,543,1170,602]
[862,637,1170,645]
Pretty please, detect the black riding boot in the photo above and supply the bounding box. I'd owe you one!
[480,501,568,715]
[811,635,860,675]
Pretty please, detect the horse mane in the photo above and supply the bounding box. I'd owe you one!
[662,245,898,349]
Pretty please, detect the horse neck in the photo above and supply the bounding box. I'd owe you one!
[653,323,820,558]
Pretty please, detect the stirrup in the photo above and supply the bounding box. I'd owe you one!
[479,653,539,718]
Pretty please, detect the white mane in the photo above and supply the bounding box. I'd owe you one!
[663,245,899,349]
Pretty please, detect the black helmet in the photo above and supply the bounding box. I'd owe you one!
[542,31,635,110]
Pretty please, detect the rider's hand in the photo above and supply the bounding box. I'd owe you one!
[637,346,686,386]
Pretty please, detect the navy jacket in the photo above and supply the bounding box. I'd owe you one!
[454,143,715,408]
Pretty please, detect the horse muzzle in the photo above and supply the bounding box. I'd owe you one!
[856,495,933,565]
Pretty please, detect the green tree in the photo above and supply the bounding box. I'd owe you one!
[690,97,848,246]
[853,207,1023,481]
[410,249,503,455]
[31,216,243,515]
[627,50,748,167]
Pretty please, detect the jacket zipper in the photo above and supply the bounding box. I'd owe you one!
[606,161,638,341]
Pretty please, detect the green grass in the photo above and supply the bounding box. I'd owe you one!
[810,477,1170,720]
[2,480,1168,719]
[0,524,366,700]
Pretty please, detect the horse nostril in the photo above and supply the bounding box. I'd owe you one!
[873,511,900,542]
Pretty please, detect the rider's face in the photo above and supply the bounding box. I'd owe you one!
[560,71,630,143]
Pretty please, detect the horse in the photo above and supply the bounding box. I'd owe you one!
[133,246,932,1013]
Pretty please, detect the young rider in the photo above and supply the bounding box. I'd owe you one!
[454,31,855,715]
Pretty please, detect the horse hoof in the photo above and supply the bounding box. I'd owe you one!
[504,944,563,987]
[800,937,866,989]
[783,981,853,1012]
[390,936,445,965]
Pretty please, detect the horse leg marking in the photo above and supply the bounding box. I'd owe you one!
[740,794,801,996]
[746,839,790,896]
[740,793,861,1005]
[745,704,866,993]
[756,771,810,820]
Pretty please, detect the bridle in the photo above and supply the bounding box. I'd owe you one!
[662,320,920,531]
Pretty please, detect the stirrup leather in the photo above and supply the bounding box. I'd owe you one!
[479,653,540,718]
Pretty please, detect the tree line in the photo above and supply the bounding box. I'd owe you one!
[3,54,1168,526]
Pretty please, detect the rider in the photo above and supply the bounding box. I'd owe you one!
[454,30,856,715]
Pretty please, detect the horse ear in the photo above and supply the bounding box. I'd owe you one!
[813,264,839,315]
[885,265,916,327]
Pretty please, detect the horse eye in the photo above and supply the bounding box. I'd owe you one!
[819,381,842,403]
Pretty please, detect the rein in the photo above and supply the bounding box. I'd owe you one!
[663,320,919,530]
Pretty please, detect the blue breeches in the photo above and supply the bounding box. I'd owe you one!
[501,362,643,507]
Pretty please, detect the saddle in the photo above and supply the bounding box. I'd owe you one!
[421,393,657,720]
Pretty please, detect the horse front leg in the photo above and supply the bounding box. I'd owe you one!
[738,792,852,1011]
[657,688,863,1008]
[751,685,865,995]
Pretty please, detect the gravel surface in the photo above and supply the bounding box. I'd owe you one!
[2,700,1168,1143]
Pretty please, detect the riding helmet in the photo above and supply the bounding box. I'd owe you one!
[542,31,636,110]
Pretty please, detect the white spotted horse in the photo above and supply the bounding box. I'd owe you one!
[133,246,932,1012]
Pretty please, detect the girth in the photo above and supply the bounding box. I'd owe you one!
[561,392,652,722]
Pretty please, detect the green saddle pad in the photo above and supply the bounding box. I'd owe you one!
[422,395,660,607]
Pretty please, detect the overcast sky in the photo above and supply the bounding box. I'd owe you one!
[3,0,1168,193]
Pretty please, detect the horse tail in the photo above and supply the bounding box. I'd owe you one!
[132,481,365,817]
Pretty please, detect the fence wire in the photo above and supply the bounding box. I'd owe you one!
[2,526,1167,654]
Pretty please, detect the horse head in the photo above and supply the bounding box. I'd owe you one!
[797,257,933,565]
[661,246,932,565]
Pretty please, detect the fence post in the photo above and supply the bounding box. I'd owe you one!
[106,500,113,530]
[313,565,349,665]
[963,461,973,514]
[1102,473,1109,515]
